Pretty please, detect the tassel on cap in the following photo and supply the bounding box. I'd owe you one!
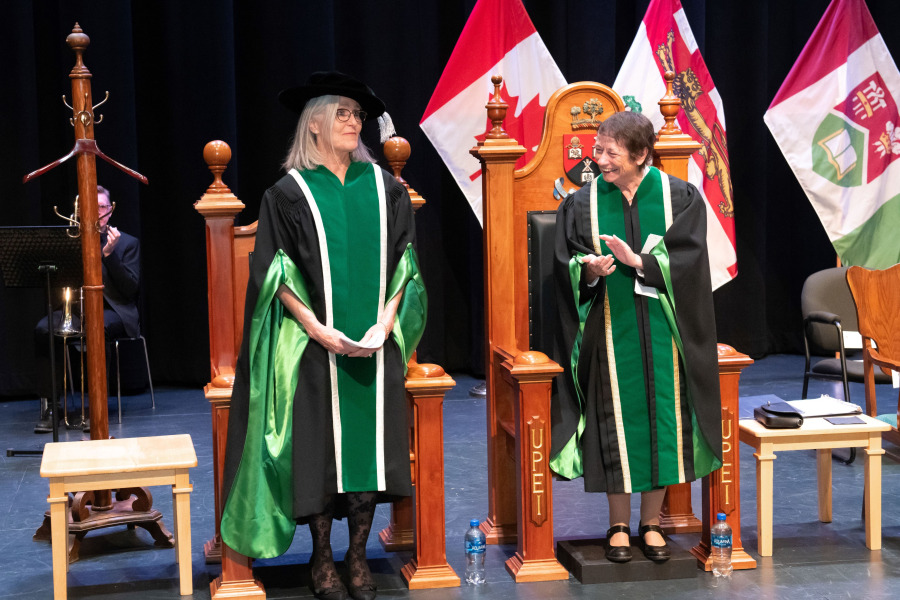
[378,112,396,144]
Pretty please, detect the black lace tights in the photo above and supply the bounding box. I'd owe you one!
[309,496,344,595]
[345,491,377,590]
[308,493,377,594]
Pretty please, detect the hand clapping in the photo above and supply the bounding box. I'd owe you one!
[103,226,121,257]
[598,234,642,271]
[582,253,617,279]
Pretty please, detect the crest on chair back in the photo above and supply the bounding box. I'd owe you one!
[561,98,608,186]
[563,134,600,186]
[563,98,604,187]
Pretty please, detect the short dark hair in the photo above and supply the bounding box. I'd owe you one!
[97,185,111,200]
[595,111,656,166]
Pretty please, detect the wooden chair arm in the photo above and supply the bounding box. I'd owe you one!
[494,345,563,383]
[866,347,900,375]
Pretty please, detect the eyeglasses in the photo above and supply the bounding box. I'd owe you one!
[98,204,113,216]
[336,108,367,123]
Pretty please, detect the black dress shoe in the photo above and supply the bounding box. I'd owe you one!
[312,585,349,600]
[638,522,671,562]
[604,524,632,563]
[347,583,376,600]
[34,409,60,434]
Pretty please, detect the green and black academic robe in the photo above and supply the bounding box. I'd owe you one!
[550,166,722,494]
[220,162,426,558]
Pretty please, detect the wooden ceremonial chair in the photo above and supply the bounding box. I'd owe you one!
[472,73,755,580]
[846,264,900,449]
[195,138,459,599]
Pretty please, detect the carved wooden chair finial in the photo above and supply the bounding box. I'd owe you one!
[383,136,411,188]
[658,71,683,137]
[486,75,509,140]
[383,136,424,211]
[203,140,232,194]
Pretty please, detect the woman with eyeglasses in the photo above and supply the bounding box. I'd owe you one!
[551,111,722,564]
[220,72,426,600]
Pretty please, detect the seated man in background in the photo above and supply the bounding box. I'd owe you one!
[33,184,141,432]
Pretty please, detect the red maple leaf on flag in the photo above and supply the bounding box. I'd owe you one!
[470,83,547,181]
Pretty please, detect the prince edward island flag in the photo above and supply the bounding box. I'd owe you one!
[765,0,900,268]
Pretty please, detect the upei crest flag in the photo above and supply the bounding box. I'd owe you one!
[613,0,737,290]
[764,0,900,269]
[420,0,566,225]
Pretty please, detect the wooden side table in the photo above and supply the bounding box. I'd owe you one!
[739,416,890,556]
[40,434,197,599]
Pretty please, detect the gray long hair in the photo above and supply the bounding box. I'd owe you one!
[282,95,377,172]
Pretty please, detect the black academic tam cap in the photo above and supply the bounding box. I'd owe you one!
[278,71,386,118]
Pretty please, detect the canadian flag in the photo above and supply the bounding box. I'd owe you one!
[420,0,566,225]
[613,0,737,290]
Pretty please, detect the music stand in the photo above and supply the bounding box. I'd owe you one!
[0,226,83,456]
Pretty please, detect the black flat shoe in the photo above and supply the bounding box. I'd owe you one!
[310,565,349,600]
[313,586,349,600]
[347,583,376,600]
[604,524,633,563]
[638,522,671,562]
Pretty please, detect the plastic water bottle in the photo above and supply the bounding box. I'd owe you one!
[464,518,486,585]
[711,512,733,578]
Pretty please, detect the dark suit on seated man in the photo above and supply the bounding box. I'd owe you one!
[34,185,140,432]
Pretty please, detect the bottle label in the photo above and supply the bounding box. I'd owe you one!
[711,533,732,548]
[466,539,486,554]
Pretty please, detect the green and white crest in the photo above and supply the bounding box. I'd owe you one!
[812,113,865,188]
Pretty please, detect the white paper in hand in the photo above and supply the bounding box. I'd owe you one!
[634,234,663,298]
[339,328,385,351]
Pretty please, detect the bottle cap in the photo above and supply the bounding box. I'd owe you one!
[716,512,726,521]
[470,518,480,527]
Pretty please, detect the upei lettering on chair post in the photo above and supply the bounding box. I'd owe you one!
[719,407,735,513]
[527,418,547,526]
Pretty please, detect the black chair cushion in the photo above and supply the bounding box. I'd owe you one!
[528,211,558,356]
[810,356,893,383]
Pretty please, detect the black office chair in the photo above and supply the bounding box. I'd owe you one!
[801,267,892,399]
[801,267,892,464]
[110,334,155,423]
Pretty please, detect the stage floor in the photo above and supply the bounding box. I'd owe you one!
[1,353,899,599]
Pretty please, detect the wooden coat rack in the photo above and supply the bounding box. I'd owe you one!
[27,24,174,562]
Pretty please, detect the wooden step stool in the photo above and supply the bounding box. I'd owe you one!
[40,434,197,599]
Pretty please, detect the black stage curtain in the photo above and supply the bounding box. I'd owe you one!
[2,1,899,395]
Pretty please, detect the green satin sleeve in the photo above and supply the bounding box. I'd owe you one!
[647,241,684,358]
[220,250,311,559]
[386,244,427,374]
[549,252,593,480]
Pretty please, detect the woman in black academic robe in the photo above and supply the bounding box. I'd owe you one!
[551,111,722,564]
[220,72,426,600]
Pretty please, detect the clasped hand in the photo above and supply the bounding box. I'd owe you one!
[314,322,387,358]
